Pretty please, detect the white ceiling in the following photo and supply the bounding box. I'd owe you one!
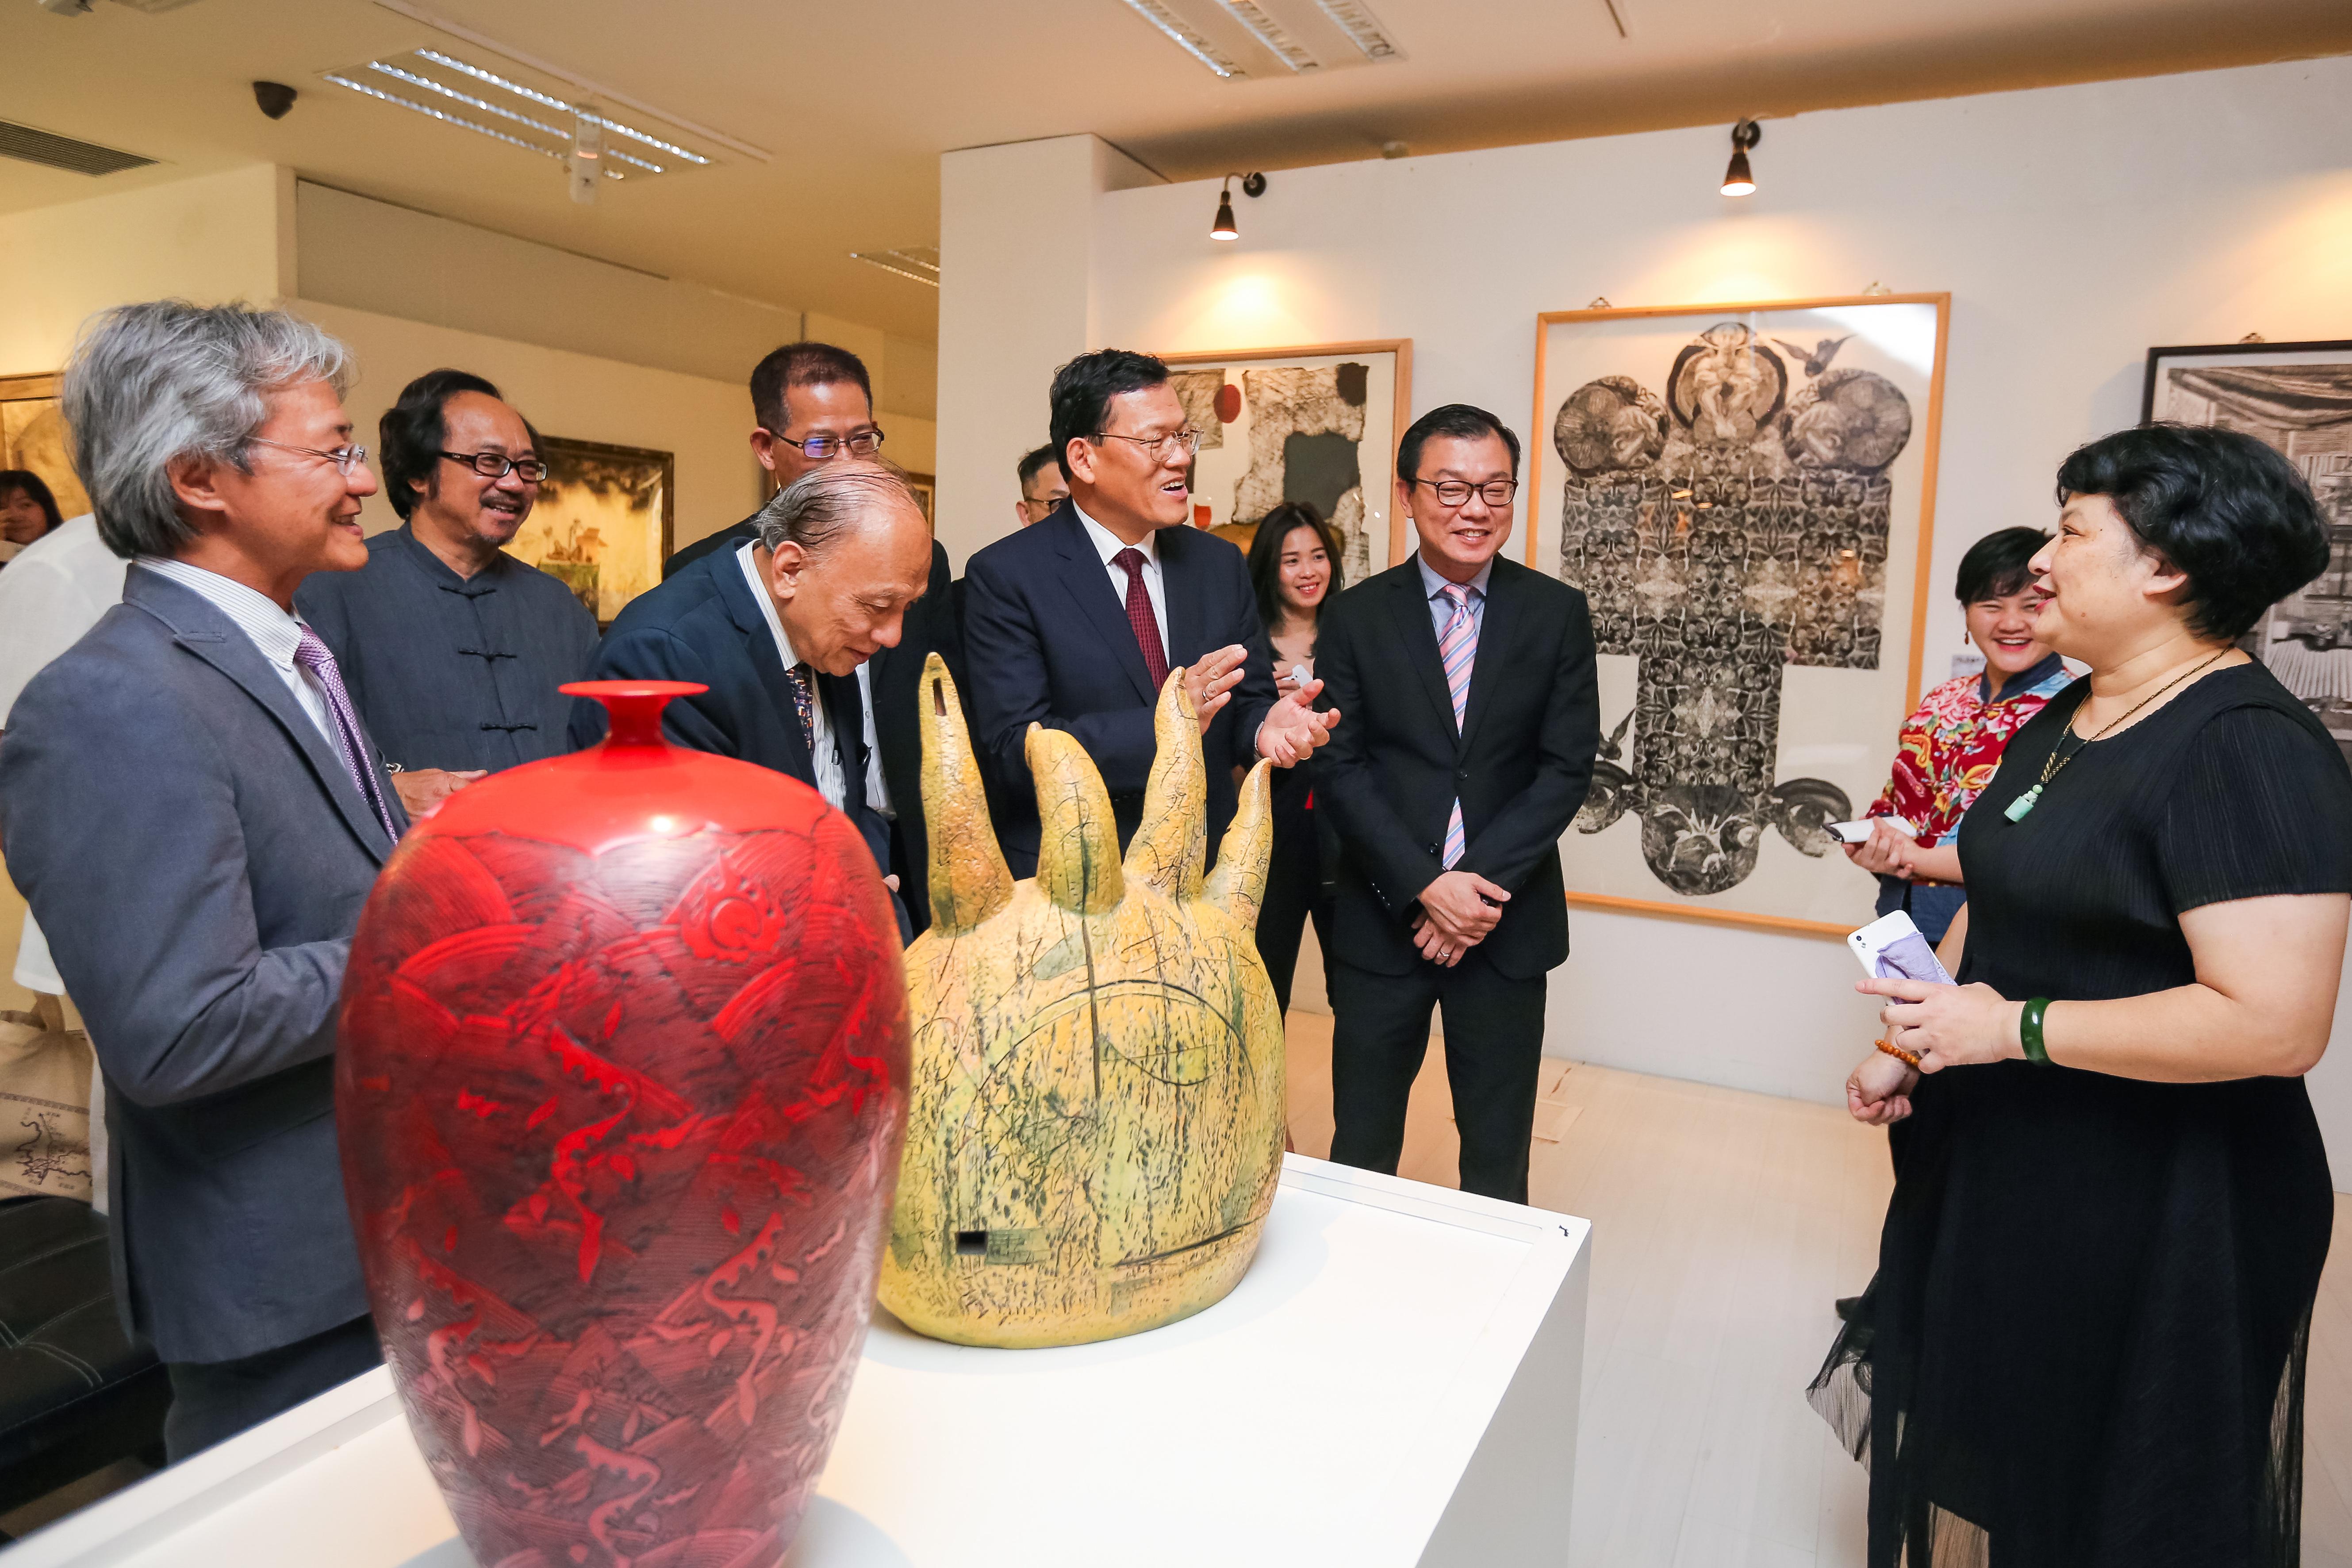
[4,0,2347,344]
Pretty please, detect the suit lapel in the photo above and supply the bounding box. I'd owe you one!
[710,544,818,782]
[1159,529,1208,673]
[1457,561,1527,759]
[1049,510,1156,705]
[127,569,395,863]
[1386,567,1455,738]
[818,671,867,814]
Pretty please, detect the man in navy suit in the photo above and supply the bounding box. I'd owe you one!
[962,349,1339,875]
[0,302,407,1457]
[572,462,932,934]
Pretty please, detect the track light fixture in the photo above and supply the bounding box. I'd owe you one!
[1212,172,1267,242]
[1721,119,1761,197]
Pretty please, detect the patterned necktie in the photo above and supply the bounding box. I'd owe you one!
[292,625,401,843]
[1112,547,1171,690]
[784,662,817,755]
[1437,584,1478,868]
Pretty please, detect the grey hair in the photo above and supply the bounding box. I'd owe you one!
[754,460,920,559]
[63,300,355,559]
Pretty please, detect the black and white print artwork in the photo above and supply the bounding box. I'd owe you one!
[2144,342,2352,765]
[1531,300,1945,928]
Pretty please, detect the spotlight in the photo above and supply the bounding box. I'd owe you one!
[569,108,601,206]
[1721,119,1761,197]
[253,81,298,120]
[1211,171,1266,242]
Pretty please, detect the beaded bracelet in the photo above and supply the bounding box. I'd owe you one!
[2020,997,2053,1066]
[1875,1037,1921,1070]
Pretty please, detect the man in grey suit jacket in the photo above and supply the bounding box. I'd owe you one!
[0,302,404,1459]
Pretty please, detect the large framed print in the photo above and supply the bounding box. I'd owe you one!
[507,436,674,627]
[0,372,91,520]
[1527,295,1950,936]
[1158,341,1412,583]
[2142,339,2352,764]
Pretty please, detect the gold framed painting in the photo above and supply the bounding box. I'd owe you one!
[1527,295,1950,937]
[1156,340,1412,583]
[506,436,674,627]
[0,373,92,521]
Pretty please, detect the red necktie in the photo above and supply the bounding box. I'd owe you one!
[1112,547,1170,690]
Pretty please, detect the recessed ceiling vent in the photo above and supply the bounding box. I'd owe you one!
[0,121,157,176]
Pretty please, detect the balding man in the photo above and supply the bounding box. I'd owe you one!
[570,461,932,934]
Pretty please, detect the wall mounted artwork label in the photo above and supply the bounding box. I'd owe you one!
[1160,341,1410,578]
[2144,339,2352,765]
[506,436,675,626]
[1527,296,1948,935]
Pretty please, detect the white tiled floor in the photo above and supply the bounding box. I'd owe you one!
[1280,1009,2352,1567]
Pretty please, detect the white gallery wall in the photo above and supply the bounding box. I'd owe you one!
[935,57,2352,1167]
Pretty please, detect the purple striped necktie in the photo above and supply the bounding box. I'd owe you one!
[293,625,401,842]
[1438,583,1477,868]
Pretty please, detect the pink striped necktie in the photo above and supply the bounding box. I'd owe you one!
[1437,583,1477,868]
[293,625,401,842]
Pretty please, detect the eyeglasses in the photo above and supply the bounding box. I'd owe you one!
[1412,478,1519,507]
[247,437,370,474]
[439,450,549,483]
[768,429,886,459]
[1092,428,1203,462]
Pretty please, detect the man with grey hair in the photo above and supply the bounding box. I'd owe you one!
[0,300,403,1457]
[571,459,932,934]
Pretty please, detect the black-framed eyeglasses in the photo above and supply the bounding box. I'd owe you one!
[1092,428,1203,462]
[439,450,549,483]
[247,437,370,474]
[1412,477,1519,507]
[768,429,886,459]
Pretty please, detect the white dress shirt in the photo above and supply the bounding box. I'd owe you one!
[737,542,848,811]
[1072,502,1170,661]
[854,661,893,818]
[136,557,342,751]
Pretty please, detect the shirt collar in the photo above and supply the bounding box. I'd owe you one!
[1072,501,1159,568]
[397,524,504,590]
[1980,650,2068,704]
[736,540,807,671]
[135,556,306,671]
[1416,551,1493,602]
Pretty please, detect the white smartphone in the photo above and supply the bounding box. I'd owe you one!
[1828,816,1915,845]
[1848,910,1955,987]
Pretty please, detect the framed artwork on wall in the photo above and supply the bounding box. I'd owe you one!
[1527,294,1951,937]
[0,373,92,521]
[2142,339,2352,765]
[507,436,674,627]
[1156,341,1412,583]
[903,470,936,528]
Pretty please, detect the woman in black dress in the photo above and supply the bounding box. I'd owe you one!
[1814,423,2352,1566]
[1243,501,1346,1015]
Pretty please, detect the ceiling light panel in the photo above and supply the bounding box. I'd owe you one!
[851,248,941,288]
[1115,0,1401,79]
[320,49,714,180]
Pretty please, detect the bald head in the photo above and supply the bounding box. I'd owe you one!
[755,460,933,674]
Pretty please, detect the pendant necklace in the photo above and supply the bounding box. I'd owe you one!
[2004,649,2229,822]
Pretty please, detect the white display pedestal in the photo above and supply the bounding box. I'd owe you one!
[4,1156,1589,1568]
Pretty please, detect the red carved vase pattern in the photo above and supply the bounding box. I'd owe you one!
[336,682,909,1568]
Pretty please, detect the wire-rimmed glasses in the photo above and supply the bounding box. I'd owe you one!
[247,437,370,474]
[769,429,887,459]
[439,450,550,483]
[1092,427,1204,463]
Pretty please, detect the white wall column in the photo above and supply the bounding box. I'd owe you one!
[934,134,1159,570]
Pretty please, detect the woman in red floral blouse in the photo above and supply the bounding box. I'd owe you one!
[1847,527,2073,942]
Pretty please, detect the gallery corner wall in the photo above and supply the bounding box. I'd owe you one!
[932,56,2352,1169]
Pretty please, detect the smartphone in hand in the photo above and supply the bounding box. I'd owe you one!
[1848,910,1954,987]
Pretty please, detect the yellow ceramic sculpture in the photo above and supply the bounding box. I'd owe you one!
[879,655,1287,1347]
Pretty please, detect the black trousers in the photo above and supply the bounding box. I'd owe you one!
[1328,951,1548,1204]
[164,1314,383,1463]
[1254,824,1332,1017]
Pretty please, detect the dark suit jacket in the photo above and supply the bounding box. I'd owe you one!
[865,539,962,934]
[663,514,759,581]
[961,507,1276,876]
[568,544,905,932]
[0,566,408,1363]
[1311,555,1600,979]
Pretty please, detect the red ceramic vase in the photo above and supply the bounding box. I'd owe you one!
[335,682,909,1568]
